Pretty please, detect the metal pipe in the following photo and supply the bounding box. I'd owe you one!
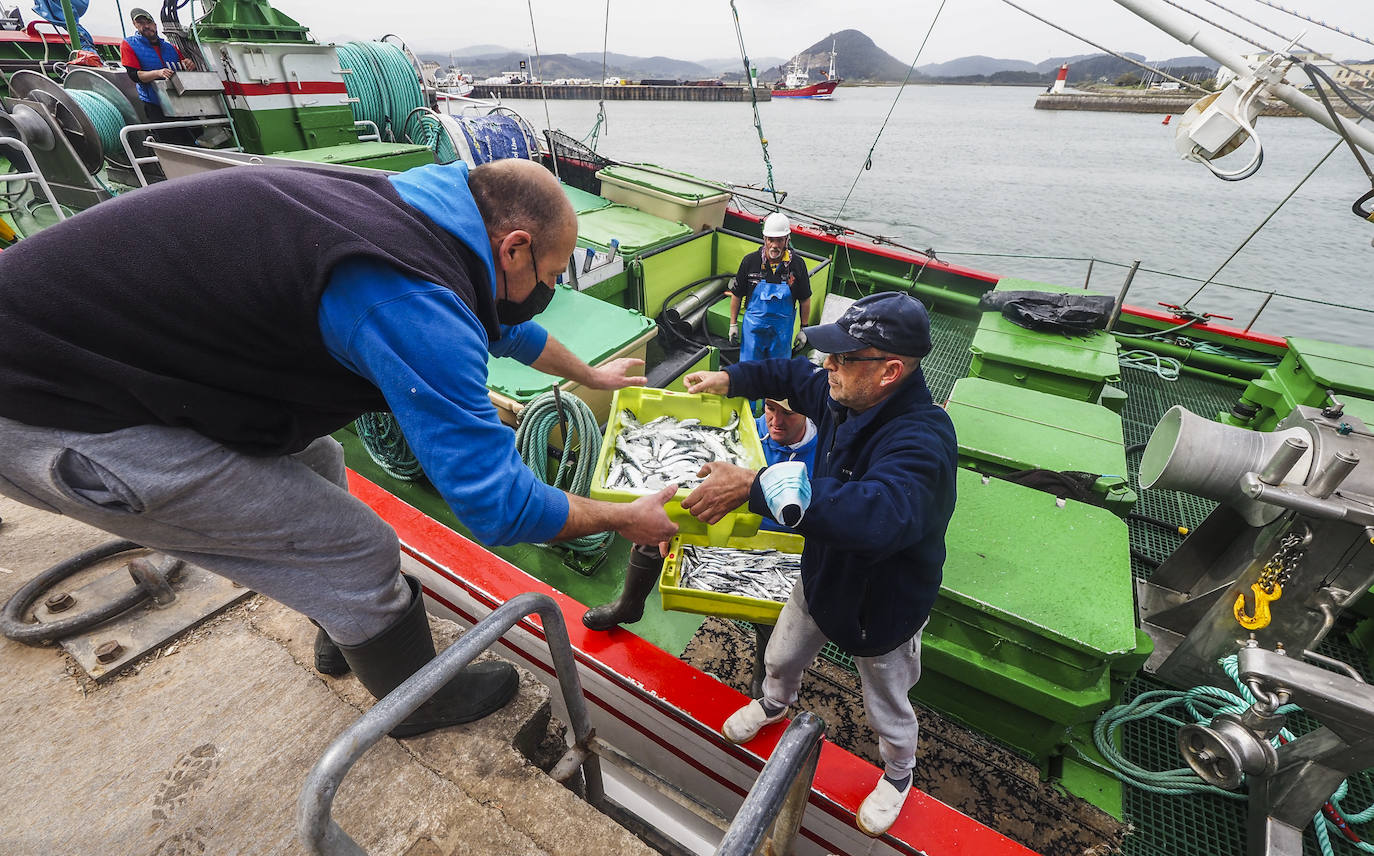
[1243,292,1275,333]
[1111,0,1374,156]
[58,0,81,55]
[715,712,825,856]
[663,278,728,334]
[1307,449,1360,499]
[1106,260,1140,332]
[1257,436,1308,485]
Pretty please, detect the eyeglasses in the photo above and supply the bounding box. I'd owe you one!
[829,353,890,366]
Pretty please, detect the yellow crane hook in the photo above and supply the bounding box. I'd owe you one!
[1234,582,1282,630]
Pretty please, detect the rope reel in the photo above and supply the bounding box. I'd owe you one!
[336,40,425,143]
[4,68,142,172]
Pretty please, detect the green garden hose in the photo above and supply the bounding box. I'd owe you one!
[514,390,613,556]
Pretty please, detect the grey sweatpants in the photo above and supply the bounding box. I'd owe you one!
[0,415,408,644]
[761,581,925,781]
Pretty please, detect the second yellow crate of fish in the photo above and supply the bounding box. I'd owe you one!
[590,387,766,541]
[659,530,805,624]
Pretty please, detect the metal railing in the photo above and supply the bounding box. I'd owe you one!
[118,118,233,187]
[296,592,603,856]
[716,712,825,856]
[0,134,67,222]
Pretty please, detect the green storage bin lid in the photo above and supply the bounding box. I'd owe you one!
[276,141,433,167]
[943,469,1137,656]
[971,314,1120,381]
[562,183,612,214]
[487,285,653,402]
[596,163,729,202]
[1286,337,1374,397]
[994,277,1110,298]
[947,377,1126,477]
[576,204,692,256]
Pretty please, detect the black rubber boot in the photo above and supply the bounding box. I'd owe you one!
[338,575,519,738]
[582,545,663,631]
[312,623,351,676]
[750,622,774,699]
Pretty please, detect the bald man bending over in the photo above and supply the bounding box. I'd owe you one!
[0,158,678,736]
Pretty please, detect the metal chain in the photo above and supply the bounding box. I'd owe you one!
[1257,532,1306,593]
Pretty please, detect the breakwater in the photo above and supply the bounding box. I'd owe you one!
[1035,91,1354,117]
[469,84,769,102]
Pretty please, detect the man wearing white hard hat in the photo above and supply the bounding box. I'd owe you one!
[727,212,811,363]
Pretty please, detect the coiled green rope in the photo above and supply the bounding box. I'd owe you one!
[354,412,423,481]
[403,109,461,164]
[1091,654,1374,853]
[336,41,424,141]
[66,89,126,159]
[514,390,613,555]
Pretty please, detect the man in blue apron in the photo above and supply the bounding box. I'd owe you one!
[728,212,811,363]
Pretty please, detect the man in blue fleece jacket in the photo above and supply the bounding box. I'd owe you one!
[682,292,957,837]
[0,157,677,736]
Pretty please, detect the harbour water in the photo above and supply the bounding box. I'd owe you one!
[519,85,1370,346]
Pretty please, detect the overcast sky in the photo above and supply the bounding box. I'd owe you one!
[78,0,1373,67]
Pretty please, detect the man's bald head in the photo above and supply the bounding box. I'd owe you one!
[468,159,577,252]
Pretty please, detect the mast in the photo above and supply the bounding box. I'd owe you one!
[1111,0,1374,156]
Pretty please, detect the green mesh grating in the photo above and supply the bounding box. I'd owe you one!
[921,312,978,404]
[1117,632,1374,856]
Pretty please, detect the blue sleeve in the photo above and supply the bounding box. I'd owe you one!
[318,258,569,546]
[726,357,830,423]
[489,321,548,363]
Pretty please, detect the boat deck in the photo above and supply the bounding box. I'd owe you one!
[337,308,1374,856]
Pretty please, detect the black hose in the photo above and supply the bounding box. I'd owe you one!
[1127,511,1189,537]
[1,540,155,644]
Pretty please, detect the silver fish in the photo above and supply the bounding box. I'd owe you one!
[677,546,801,603]
[604,411,752,492]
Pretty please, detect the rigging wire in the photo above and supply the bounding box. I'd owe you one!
[729,0,779,203]
[525,0,558,179]
[1196,0,1374,96]
[1184,122,1363,306]
[834,0,949,221]
[1243,0,1374,50]
[584,0,612,151]
[994,0,1208,93]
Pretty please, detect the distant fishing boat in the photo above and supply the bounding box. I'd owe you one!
[772,41,840,99]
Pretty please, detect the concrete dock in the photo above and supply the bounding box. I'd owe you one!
[1035,90,1356,116]
[471,83,769,102]
[0,497,654,856]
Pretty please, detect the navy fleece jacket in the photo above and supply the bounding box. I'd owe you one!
[316,162,568,546]
[727,356,957,656]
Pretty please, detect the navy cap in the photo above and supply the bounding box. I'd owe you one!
[803,292,932,358]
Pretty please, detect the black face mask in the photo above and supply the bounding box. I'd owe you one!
[496,240,556,325]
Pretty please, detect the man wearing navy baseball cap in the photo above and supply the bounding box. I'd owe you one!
[682,291,957,836]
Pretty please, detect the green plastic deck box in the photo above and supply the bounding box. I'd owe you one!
[486,285,655,429]
[920,468,1144,762]
[596,163,730,231]
[575,203,693,258]
[946,377,1135,512]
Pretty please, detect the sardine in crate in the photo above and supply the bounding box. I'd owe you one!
[660,530,805,624]
[591,387,766,542]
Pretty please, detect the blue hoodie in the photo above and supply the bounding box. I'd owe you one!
[317,162,567,546]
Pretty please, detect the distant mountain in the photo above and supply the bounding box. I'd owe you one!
[917,56,1037,77]
[761,29,908,83]
[697,56,788,76]
[569,52,716,79]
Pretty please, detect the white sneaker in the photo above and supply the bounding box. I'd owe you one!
[856,775,912,837]
[721,699,786,743]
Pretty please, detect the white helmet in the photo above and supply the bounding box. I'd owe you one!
[762,212,791,238]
